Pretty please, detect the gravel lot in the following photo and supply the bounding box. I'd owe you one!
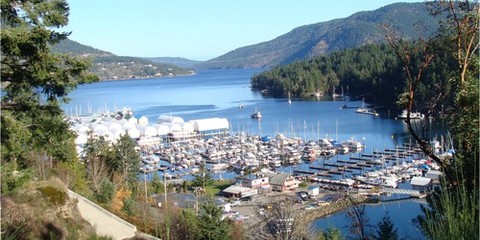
[229,187,335,227]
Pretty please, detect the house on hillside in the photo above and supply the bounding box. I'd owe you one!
[268,173,299,192]
[235,174,270,190]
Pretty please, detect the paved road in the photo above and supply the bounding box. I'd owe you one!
[68,190,137,240]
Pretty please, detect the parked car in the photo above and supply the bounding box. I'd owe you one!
[258,208,265,215]
[305,205,316,211]
[230,199,241,207]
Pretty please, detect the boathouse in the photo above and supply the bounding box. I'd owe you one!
[268,173,299,192]
[410,176,433,193]
[424,170,442,184]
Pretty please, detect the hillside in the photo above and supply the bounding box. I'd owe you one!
[145,57,203,68]
[198,2,440,69]
[52,39,194,80]
[1,178,103,239]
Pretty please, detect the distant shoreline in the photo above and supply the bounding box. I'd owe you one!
[99,72,197,82]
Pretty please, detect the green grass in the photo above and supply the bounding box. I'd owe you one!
[205,180,234,196]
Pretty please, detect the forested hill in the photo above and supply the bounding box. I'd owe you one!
[51,39,194,80]
[145,57,203,69]
[198,2,440,69]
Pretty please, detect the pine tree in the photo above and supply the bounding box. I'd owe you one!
[1,0,98,170]
[191,162,213,189]
[374,213,398,240]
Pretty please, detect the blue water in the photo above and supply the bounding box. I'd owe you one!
[312,200,427,240]
[64,68,419,150]
[63,68,431,238]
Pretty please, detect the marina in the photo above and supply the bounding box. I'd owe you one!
[62,68,447,239]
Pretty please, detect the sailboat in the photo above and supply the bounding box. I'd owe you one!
[288,92,292,104]
[355,98,379,116]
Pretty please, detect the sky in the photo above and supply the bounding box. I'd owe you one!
[64,0,421,61]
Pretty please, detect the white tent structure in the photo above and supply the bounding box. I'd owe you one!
[157,115,184,125]
[74,125,90,134]
[92,123,108,134]
[155,124,170,136]
[189,118,229,132]
[138,125,157,137]
[106,122,123,133]
[162,122,182,133]
[122,121,136,130]
[182,122,195,133]
[138,116,149,126]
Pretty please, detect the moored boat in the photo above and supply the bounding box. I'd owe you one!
[396,110,425,120]
[251,109,262,119]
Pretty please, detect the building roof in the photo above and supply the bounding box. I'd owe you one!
[268,173,291,185]
[189,118,229,132]
[410,176,432,186]
[222,185,252,195]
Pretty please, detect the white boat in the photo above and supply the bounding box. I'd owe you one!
[342,138,364,150]
[251,109,262,119]
[356,108,379,116]
[397,110,425,120]
[356,98,379,116]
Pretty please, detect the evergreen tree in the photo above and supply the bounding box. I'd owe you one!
[1,0,98,170]
[197,200,231,240]
[321,227,343,240]
[191,162,213,189]
[109,134,140,188]
[374,213,398,240]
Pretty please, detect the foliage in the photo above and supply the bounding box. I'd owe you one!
[258,200,313,240]
[149,172,165,194]
[374,213,398,240]
[191,162,214,189]
[416,173,478,240]
[386,1,479,239]
[197,199,231,240]
[320,227,344,240]
[174,208,201,240]
[51,38,194,80]
[95,178,115,204]
[345,196,371,240]
[83,134,113,192]
[109,134,141,188]
[110,187,132,213]
[1,0,98,172]
[37,185,67,205]
[1,162,33,195]
[251,43,406,108]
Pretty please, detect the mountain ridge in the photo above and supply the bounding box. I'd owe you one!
[197,2,440,69]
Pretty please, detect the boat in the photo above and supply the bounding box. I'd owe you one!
[251,109,262,119]
[355,98,379,116]
[396,110,424,120]
[341,138,364,150]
